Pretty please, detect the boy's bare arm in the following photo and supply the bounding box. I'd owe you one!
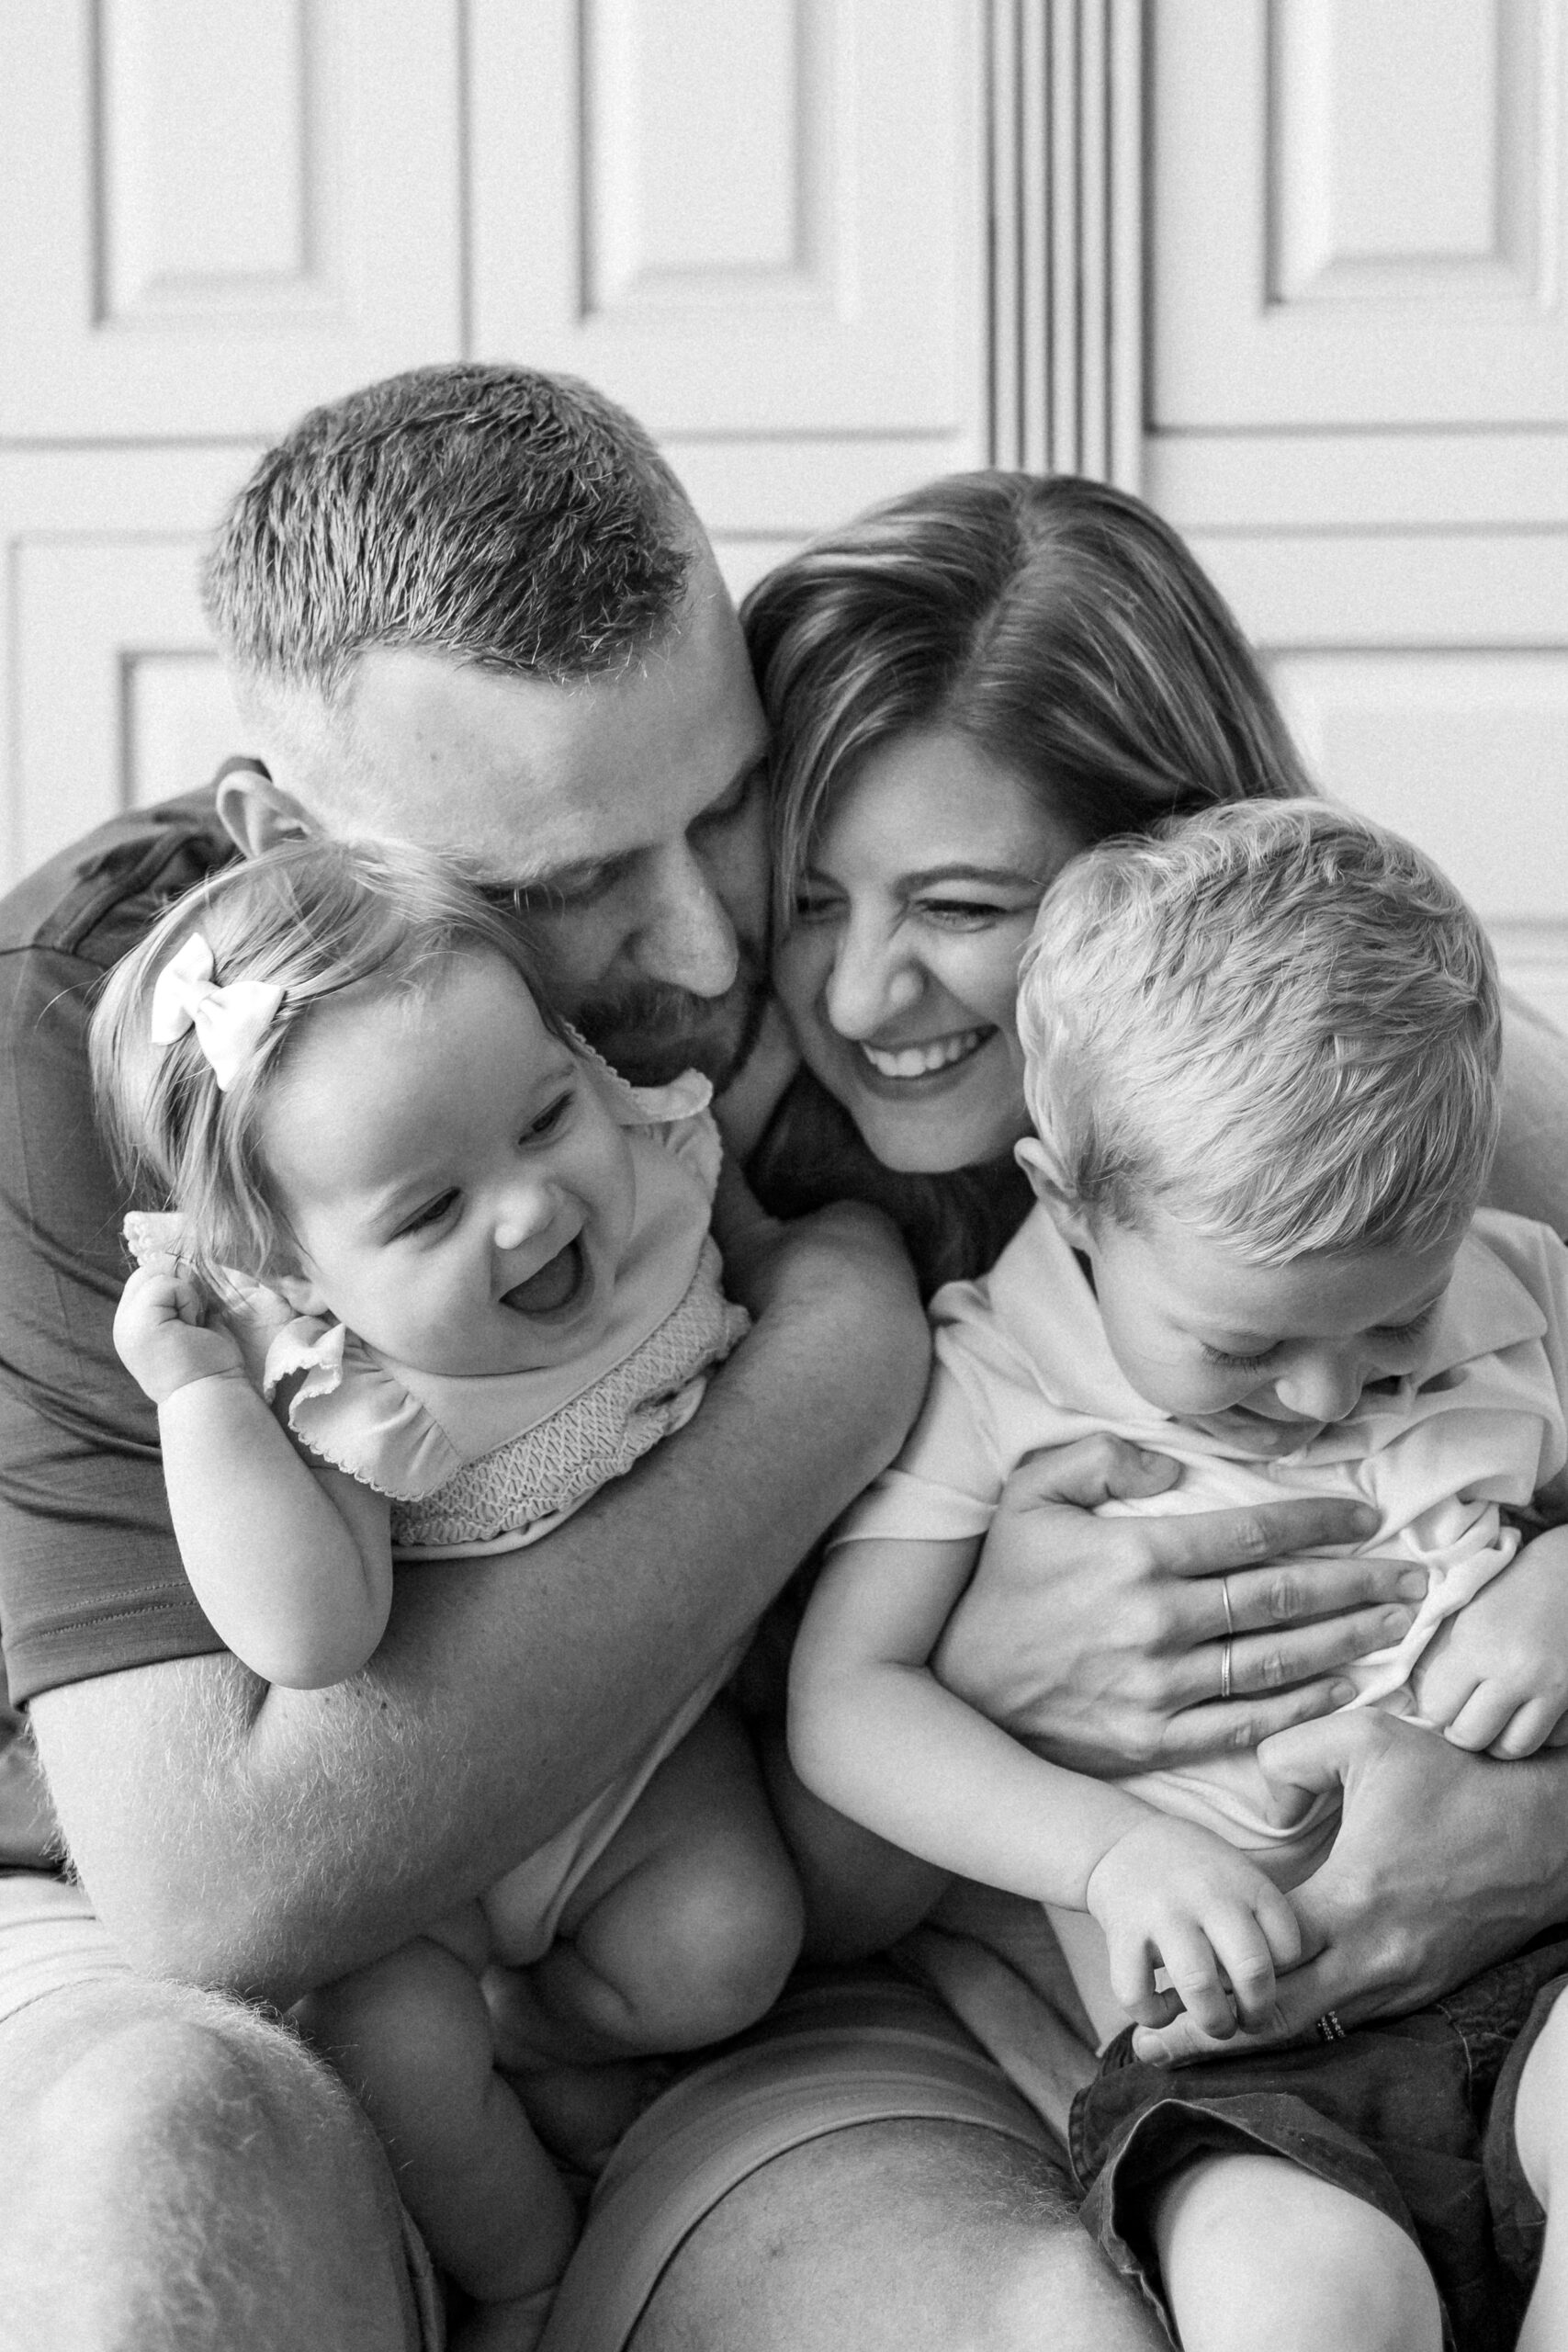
[33,1204,930,2010]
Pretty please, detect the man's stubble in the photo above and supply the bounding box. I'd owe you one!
[566,936,773,1094]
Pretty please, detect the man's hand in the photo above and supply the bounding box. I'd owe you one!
[1129,1710,1568,2066]
[934,1436,1416,1774]
[1413,1525,1568,1758]
[112,1257,244,1404]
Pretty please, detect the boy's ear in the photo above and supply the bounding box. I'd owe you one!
[1014,1136,1094,1250]
[273,1268,332,1317]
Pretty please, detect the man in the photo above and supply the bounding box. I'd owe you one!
[1,364,1555,2350]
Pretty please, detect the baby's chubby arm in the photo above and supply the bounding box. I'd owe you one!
[1412,1515,1568,1759]
[115,1258,393,1689]
[789,1532,1301,2038]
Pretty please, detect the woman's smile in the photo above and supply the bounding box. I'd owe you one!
[857,1025,997,1083]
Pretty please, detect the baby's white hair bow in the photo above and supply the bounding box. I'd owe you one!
[148,934,285,1091]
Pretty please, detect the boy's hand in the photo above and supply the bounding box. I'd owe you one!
[113,1257,244,1404]
[1412,1525,1568,1758]
[1085,1815,1303,2041]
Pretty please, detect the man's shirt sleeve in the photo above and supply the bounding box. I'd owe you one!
[0,796,237,1702]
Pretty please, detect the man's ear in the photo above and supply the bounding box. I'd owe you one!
[1014,1136,1094,1250]
[216,766,320,861]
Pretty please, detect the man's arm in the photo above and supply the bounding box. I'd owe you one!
[33,1203,931,2010]
[1130,1703,1568,2066]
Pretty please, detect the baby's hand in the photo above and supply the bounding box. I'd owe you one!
[113,1257,244,1404]
[1413,1526,1568,1758]
[1085,1815,1303,2041]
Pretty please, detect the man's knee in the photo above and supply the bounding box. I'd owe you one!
[633,2118,1163,2352]
[0,1976,422,2351]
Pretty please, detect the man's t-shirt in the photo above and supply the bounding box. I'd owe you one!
[0,787,243,1715]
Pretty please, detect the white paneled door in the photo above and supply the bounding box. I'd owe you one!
[1147,0,1568,1027]
[0,0,987,897]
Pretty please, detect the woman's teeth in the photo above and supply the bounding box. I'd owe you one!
[859,1029,988,1080]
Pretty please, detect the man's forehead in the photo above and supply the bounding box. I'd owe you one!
[335,596,762,882]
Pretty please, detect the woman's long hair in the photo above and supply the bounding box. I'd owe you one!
[742,473,1314,1290]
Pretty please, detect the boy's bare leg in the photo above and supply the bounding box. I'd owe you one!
[630,2118,1169,2352]
[0,1974,425,2352]
[1512,1990,1568,2350]
[1152,2150,1440,2352]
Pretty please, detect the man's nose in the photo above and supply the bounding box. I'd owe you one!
[823,923,922,1039]
[1272,1351,1364,1426]
[634,843,739,1000]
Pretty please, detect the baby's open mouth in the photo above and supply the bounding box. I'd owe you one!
[503,1238,586,1317]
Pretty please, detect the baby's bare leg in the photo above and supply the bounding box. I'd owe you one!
[302,1920,576,2352]
[1153,2150,1440,2352]
[1512,1989,1568,2350]
[520,1702,804,2061]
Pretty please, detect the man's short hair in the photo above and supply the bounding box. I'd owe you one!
[1016,798,1502,1262]
[203,363,697,704]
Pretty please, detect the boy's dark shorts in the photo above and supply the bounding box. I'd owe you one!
[1069,1928,1568,2352]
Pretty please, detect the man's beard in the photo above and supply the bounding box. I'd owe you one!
[568,941,771,1092]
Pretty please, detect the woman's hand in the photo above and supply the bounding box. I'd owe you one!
[933,1435,1420,1774]
[1130,1710,1568,2065]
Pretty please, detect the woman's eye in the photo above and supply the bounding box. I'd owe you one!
[918,897,1016,928]
[528,1091,573,1139]
[398,1190,458,1238]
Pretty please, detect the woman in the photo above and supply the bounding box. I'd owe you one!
[742,471,1315,1293]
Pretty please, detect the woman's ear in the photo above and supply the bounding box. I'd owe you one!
[1014,1136,1094,1250]
[216,766,320,860]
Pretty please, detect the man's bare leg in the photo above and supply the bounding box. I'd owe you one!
[0,1976,425,2352]
[631,2120,1167,2352]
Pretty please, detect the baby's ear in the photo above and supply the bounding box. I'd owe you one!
[272,1267,331,1317]
[1015,1136,1094,1249]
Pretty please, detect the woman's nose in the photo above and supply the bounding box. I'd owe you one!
[823,924,923,1038]
[1272,1351,1364,1426]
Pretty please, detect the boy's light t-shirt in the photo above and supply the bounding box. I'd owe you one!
[833,1204,1568,1876]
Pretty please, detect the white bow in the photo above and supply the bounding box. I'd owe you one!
[148,934,285,1092]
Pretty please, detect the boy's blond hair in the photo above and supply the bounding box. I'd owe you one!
[1016,799,1501,1262]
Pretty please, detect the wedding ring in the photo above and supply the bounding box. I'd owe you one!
[1220,1639,1234,1702]
[1220,1573,1235,1637]
[1314,2010,1347,2043]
